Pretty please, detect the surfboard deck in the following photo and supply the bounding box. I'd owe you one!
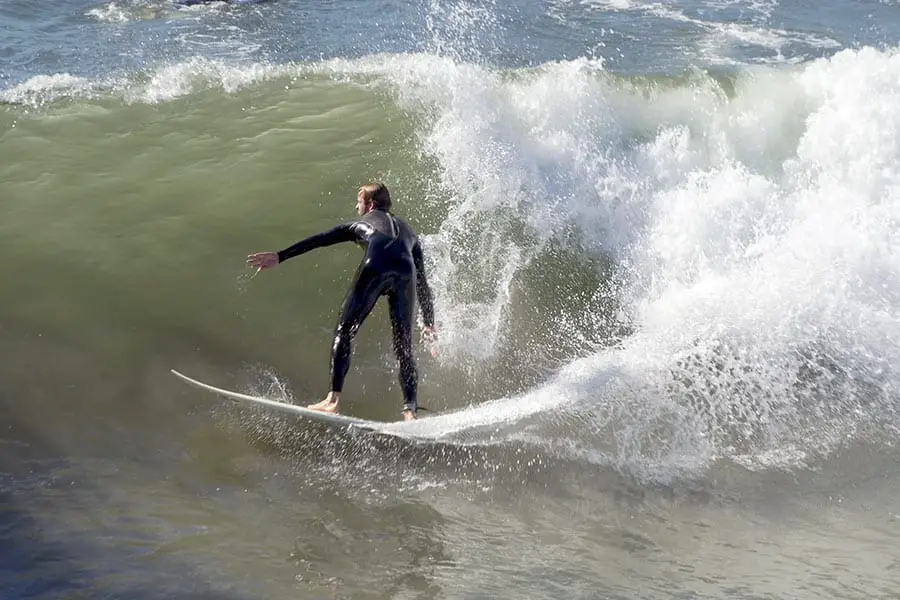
[170,369,387,431]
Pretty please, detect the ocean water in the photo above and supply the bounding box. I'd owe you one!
[2,1,900,598]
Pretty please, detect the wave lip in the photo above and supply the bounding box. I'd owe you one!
[1,73,100,107]
[0,58,301,107]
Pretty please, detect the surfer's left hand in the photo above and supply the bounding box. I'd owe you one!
[246,251,279,273]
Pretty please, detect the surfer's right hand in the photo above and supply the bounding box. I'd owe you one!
[422,326,438,357]
[246,251,279,273]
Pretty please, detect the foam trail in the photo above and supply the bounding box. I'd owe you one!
[575,0,840,64]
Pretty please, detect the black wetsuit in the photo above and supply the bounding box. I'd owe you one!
[276,209,435,414]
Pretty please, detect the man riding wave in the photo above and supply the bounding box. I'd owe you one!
[247,183,436,421]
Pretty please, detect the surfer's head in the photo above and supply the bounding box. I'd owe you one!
[357,182,391,214]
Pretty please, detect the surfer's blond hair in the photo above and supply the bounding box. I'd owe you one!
[360,182,391,210]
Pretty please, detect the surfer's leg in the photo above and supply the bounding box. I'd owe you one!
[308,270,383,412]
[388,278,418,418]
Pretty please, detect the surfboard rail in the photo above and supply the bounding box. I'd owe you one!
[170,369,381,430]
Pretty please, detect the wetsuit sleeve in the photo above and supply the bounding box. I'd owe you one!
[276,223,356,263]
[412,240,435,328]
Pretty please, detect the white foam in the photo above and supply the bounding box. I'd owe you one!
[0,58,299,107]
[86,0,234,23]
[0,73,98,107]
[127,57,293,103]
[332,47,900,480]
[86,2,131,23]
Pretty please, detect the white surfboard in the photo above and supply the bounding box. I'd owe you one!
[170,369,386,432]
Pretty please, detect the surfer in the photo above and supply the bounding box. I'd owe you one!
[246,183,436,422]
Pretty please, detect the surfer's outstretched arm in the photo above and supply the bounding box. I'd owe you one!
[276,223,356,262]
[246,223,356,272]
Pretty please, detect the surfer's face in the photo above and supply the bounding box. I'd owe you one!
[356,189,372,215]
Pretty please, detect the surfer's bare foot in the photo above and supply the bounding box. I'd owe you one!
[307,392,339,414]
[402,409,416,421]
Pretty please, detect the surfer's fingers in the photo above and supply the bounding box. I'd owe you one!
[247,256,267,268]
